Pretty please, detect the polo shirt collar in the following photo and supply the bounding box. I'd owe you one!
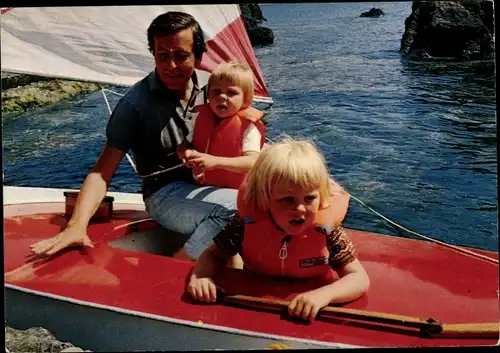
[148,69,201,97]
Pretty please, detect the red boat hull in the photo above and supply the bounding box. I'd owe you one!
[4,201,499,348]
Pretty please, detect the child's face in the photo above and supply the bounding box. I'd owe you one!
[208,79,245,118]
[268,182,321,235]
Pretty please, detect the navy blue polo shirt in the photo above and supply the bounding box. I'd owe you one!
[106,70,208,200]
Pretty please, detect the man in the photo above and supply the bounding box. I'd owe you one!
[30,12,238,260]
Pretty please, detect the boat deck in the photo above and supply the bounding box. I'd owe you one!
[4,186,499,349]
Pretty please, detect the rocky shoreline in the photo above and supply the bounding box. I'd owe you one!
[2,75,102,114]
[240,4,275,46]
[5,326,90,353]
[400,0,494,60]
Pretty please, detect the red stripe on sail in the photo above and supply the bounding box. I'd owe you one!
[199,17,271,101]
[1,8,13,14]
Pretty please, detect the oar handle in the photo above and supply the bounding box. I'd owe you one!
[220,294,500,338]
[439,323,500,338]
[221,294,440,331]
[321,305,440,330]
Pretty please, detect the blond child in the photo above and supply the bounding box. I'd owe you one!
[177,61,266,190]
[186,139,369,322]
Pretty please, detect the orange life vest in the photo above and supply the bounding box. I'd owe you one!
[237,182,338,279]
[192,104,266,190]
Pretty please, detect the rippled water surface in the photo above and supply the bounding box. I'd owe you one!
[3,2,497,250]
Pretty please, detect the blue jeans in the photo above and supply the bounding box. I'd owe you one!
[145,181,238,259]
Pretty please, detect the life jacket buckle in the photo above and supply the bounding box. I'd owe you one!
[279,245,288,260]
[279,235,292,260]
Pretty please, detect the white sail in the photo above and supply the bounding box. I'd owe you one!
[1,5,272,102]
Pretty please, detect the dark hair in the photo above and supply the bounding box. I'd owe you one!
[147,12,207,60]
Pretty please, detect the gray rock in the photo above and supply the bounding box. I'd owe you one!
[239,4,275,46]
[1,77,101,114]
[5,326,89,353]
[360,8,385,17]
[240,3,266,29]
[1,73,53,91]
[247,27,275,46]
[400,0,494,60]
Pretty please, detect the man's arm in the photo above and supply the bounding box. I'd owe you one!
[30,145,124,256]
[67,145,125,228]
[31,93,140,256]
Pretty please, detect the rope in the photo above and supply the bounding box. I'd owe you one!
[102,88,125,97]
[348,194,498,265]
[112,218,153,231]
[100,89,185,178]
[100,88,114,114]
[100,89,139,175]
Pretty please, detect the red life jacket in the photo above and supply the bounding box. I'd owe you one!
[237,182,338,279]
[192,104,265,189]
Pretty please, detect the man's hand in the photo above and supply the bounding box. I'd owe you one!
[30,225,93,257]
[176,139,194,162]
[177,146,196,166]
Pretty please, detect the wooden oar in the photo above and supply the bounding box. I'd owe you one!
[438,323,500,338]
[219,294,499,338]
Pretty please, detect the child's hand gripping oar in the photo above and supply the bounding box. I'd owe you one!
[217,293,499,338]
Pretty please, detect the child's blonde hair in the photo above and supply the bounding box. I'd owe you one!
[208,61,255,108]
[243,138,332,212]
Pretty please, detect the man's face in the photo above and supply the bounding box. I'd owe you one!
[153,28,198,92]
